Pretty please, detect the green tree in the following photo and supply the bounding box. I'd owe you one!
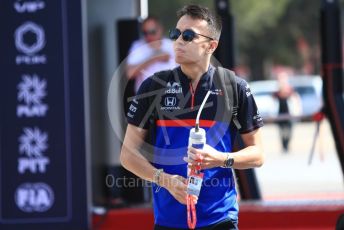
[149,0,341,80]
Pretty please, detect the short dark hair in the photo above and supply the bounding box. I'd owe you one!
[177,4,222,40]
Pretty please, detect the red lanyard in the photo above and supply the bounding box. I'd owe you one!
[187,159,202,229]
[187,193,196,229]
[186,195,197,229]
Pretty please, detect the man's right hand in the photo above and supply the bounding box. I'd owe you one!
[162,173,187,204]
[161,173,197,205]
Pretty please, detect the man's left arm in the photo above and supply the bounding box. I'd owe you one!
[186,128,264,170]
[186,77,264,170]
[226,128,264,169]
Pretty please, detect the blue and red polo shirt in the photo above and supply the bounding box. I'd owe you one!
[127,65,263,228]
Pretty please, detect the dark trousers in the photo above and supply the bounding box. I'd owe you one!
[154,219,238,230]
[278,121,292,152]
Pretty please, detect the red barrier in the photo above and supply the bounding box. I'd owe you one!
[92,203,344,230]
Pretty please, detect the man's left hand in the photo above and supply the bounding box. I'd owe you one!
[183,144,226,170]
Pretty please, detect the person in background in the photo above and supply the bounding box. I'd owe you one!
[273,72,302,153]
[126,16,177,94]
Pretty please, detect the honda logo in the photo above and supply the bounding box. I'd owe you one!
[165,97,176,106]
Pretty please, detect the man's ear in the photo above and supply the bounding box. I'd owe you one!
[208,40,219,54]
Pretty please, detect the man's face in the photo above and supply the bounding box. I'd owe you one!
[173,15,215,65]
[142,19,162,43]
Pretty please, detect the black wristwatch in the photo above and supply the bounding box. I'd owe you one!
[223,154,234,168]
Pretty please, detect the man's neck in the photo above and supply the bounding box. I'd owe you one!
[180,61,210,83]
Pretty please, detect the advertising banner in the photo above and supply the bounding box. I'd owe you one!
[0,0,89,229]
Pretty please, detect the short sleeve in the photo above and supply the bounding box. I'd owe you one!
[126,78,153,129]
[236,78,264,134]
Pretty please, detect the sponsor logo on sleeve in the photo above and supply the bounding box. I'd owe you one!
[253,111,263,122]
[245,84,252,97]
[129,104,137,113]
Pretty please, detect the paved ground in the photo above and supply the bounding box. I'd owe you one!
[255,119,344,201]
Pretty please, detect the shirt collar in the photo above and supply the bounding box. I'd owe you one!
[177,65,215,85]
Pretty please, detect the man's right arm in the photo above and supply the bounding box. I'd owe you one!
[120,124,189,204]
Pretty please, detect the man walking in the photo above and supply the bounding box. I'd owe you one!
[121,4,264,229]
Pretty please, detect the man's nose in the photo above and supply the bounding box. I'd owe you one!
[176,35,185,45]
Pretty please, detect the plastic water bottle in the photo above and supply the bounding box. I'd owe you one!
[187,127,206,197]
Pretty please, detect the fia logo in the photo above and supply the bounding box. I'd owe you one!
[15,183,54,213]
[165,97,176,106]
[17,74,48,117]
[18,127,50,174]
[15,21,47,65]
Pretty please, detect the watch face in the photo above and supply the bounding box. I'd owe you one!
[226,158,234,167]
